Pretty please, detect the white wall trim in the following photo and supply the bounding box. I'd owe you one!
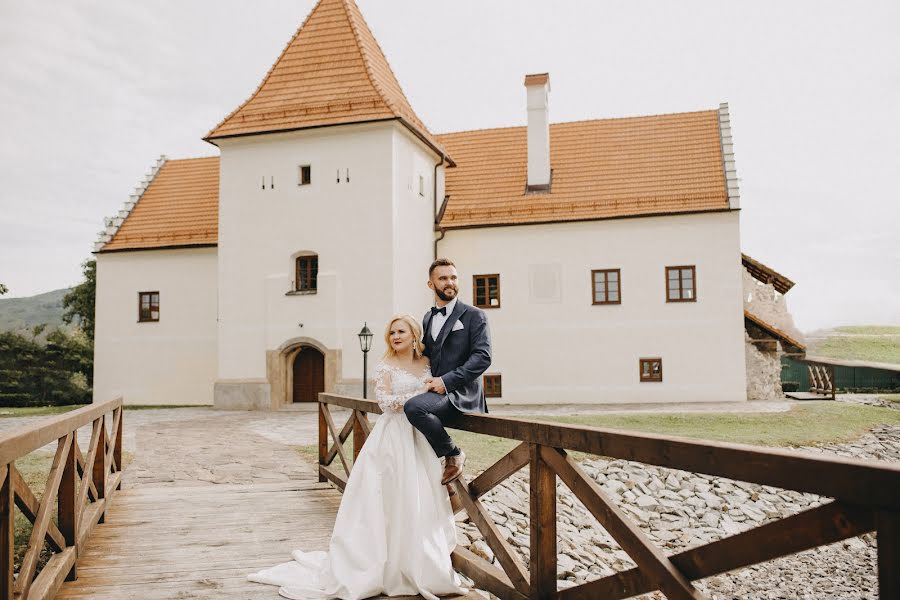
[718,103,740,210]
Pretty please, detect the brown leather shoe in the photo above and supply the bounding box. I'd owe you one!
[441,449,466,485]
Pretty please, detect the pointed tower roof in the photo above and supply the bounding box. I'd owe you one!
[205,0,451,163]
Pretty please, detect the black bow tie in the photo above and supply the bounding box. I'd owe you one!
[431,306,447,316]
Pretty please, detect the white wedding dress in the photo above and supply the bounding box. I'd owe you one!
[248,361,467,600]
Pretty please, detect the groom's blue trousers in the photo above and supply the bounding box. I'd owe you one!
[404,392,461,458]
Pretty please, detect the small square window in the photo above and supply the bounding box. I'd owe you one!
[138,291,159,322]
[665,266,696,302]
[639,358,662,382]
[592,269,621,305]
[473,274,500,308]
[298,165,312,186]
[484,374,502,398]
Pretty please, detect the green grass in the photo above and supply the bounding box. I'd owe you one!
[880,394,900,404]
[0,406,83,418]
[835,325,900,335]
[294,402,900,474]
[123,404,209,410]
[815,335,900,364]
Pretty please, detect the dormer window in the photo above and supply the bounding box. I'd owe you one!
[295,255,318,292]
[298,165,312,186]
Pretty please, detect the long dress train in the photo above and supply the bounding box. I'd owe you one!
[248,361,467,600]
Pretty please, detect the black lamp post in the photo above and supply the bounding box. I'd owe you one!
[358,322,373,398]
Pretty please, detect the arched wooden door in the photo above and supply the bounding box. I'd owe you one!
[292,347,325,403]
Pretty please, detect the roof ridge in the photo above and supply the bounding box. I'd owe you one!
[203,3,322,141]
[340,0,397,116]
[95,155,168,252]
[437,107,722,138]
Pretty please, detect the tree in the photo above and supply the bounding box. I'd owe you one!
[0,283,7,295]
[63,259,96,341]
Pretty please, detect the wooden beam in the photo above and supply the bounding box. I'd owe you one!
[92,415,107,523]
[541,446,703,600]
[352,411,366,462]
[58,433,78,581]
[878,510,900,599]
[0,466,12,600]
[452,475,530,595]
[451,546,528,600]
[529,444,556,600]
[318,394,380,414]
[449,412,900,511]
[560,501,875,600]
[318,404,327,483]
[321,404,351,476]
[0,398,122,466]
[324,412,355,465]
[318,464,347,492]
[12,467,65,552]
[467,442,530,501]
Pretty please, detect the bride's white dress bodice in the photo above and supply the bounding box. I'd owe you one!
[374,361,431,413]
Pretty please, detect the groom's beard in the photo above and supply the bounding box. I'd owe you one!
[435,285,457,302]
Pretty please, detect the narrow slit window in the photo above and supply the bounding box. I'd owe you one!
[639,358,662,382]
[298,165,312,186]
[418,175,425,196]
[484,374,502,398]
[138,291,160,322]
[473,274,500,308]
[665,266,696,302]
[592,269,621,304]
[295,256,318,292]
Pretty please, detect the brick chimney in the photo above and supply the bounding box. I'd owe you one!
[525,73,551,191]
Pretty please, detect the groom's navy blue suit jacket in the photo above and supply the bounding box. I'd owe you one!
[422,300,491,414]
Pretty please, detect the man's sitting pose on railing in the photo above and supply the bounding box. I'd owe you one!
[404,258,493,487]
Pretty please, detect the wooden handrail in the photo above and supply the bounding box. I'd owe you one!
[0,397,124,600]
[317,392,900,599]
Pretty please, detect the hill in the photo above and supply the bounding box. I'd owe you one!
[0,288,74,338]
[805,325,900,364]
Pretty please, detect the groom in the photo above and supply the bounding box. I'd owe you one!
[404,258,492,485]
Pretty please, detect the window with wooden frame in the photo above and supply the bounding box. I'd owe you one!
[639,358,662,382]
[666,265,697,302]
[295,255,318,292]
[591,269,621,304]
[483,374,502,398]
[138,291,159,322]
[473,274,500,308]
[298,165,311,186]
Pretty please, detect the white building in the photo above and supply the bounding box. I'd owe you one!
[93,0,794,408]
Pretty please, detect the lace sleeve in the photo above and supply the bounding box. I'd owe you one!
[374,363,406,413]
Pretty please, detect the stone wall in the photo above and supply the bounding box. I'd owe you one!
[744,331,784,401]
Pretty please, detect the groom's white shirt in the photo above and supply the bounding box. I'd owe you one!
[431,297,458,340]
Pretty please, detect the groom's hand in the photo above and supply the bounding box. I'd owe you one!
[425,376,446,394]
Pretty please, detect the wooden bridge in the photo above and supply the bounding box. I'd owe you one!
[1,396,899,600]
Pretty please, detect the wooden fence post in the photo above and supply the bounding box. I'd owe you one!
[93,415,107,523]
[0,465,13,600]
[530,443,556,599]
[878,510,900,599]
[59,435,78,581]
[114,408,123,490]
[318,403,327,483]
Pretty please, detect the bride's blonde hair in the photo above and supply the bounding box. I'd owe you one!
[382,314,425,359]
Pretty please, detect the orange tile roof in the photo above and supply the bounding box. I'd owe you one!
[436,109,731,229]
[204,0,450,163]
[101,157,219,252]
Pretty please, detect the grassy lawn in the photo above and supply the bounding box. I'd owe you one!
[880,394,900,405]
[294,402,900,475]
[834,325,900,335]
[0,405,83,418]
[815,335,900,364]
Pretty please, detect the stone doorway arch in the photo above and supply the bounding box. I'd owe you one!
[267,338,341,409]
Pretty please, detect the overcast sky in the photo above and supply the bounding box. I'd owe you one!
[1,0,897,331]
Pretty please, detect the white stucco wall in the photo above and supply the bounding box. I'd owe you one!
[438,211,747,404]
[216,122,440,386]
[93,247,218,405]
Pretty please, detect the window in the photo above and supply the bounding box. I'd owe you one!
[138,292,159,322]
[592,269,621,304]
[298,165,311,186]
[418,175,425,196]
[639,358,662,382]
[484,374,502,398]
[666,266,696,302]
[295,256,318,292]
[473,274,500,308]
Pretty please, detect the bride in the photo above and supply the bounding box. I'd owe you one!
[248,314,468,600]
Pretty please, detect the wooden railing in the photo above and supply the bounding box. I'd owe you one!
[807,363,837,400]
[318,393,900,600]
[0,398,124,600]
